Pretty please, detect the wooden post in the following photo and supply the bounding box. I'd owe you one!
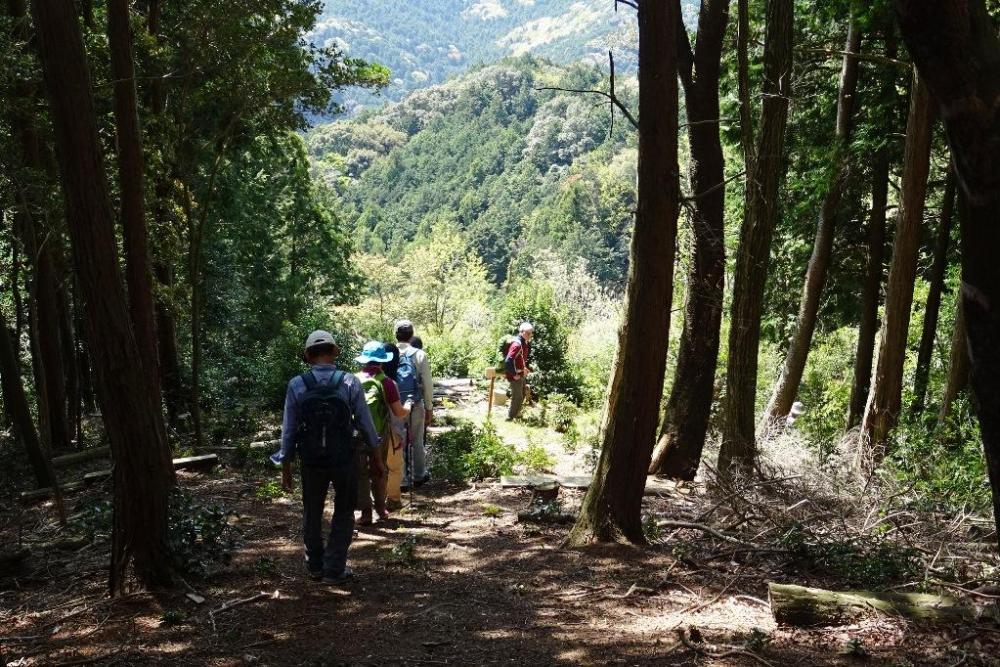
[486,367,496,419]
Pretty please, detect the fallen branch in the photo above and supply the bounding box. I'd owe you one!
[657,519,762,548]
[676,628,774,667]
[209,590,275,632]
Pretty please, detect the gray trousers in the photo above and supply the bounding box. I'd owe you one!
[508,377,526,420]
[300,464,356,575]
[404,402,426,483]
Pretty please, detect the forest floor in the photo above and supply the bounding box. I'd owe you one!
[3,389,1000,666]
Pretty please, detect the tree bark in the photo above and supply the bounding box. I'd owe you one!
[0,310,59,489]
[107,0,163,414]
[30,0,176,592]
[649,0,729,480]
[896,0,1000,549]
[910,168,957,414]
[848,151,891,428]
[938,294,969,428]
[763,19,862,428]
[566,0,680,545]
[857,70,934,467]
[154,262,185,425]
[718,0,794,474]
[6,0,71,453]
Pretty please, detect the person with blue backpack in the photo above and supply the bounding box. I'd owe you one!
[271,330,382,583]
[394,319,434,489]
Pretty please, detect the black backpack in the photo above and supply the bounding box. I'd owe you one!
[296,370,354,467]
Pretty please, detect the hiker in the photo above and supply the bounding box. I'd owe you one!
[504,321,534,421]
[355,341,411,524]
[409,335,423,350]
[271,330,383,583]
[394,319,434,488]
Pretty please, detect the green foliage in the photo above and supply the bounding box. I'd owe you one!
[523,393,578,433]
[778,524,918,588]
[380,535,420,568]
[255,480,287,502]
[160,610,188,626]
[886,398,991,513]
[482,503,503,518]
[641,515,663,543]
[168,489,241,578]
[493,281,581,401]
[431,419,550,483]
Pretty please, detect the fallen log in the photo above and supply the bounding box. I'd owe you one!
[768,582,977,626]
[20,454,218,505]
[52,446,111,468]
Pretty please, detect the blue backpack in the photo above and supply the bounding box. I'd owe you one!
[396,348,423,404]
[296,370,354,467]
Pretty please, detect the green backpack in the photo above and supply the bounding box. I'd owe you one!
[357,372,389,435]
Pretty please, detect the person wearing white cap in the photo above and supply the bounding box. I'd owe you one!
[394,319,434,488]
[504,322,534,420]
[271,330,383,583]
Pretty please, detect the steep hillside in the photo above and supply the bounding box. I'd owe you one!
[307,56,639,285]
[314,0,700,114]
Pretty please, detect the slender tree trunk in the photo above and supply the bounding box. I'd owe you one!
[857,70,934,467]
[0,310,58,488]
[650,0,729,479]
[153,262,184,425]
[30,0,176,592]
[718,0,794,474]
[107,0,163,413]
[56,283,79,444]
[566,0,680,545]
[911,168,957,414]
[938,294,969,428]
[895,0,1000,551]
[848,151,891,428]
[6,0,71,453]
[763,19,862,427]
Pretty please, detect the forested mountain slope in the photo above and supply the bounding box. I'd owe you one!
[307,56,639,285]
[314,0,700,114]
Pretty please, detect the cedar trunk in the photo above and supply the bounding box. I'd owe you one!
[107,0,164,412]
[30,0,176,592]
[0,310,58,488]
[649,0,729,479]
[718,0,794,473]
[763,20,862,427]
[7,0,71,452]
[857,70,934,467]
[566,0,680,545]
[910,169,957,414]
[896,1,1000,549]
[848,150,891,428]
[938,294,969,429]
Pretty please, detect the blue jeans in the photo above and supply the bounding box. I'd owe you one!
[300,464,357,575]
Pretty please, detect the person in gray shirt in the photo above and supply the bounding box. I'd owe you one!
[272,330,382,582]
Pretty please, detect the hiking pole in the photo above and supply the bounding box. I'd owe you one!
[406,409,415,508]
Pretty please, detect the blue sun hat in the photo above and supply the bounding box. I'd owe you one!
[355,340,392,364]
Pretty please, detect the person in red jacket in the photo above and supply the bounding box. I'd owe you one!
[504,322,533,420]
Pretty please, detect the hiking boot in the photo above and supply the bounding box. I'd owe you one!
[323,567,354,584]
[414,473,432,488]
[358,510,373,526]
[307,565,323,581]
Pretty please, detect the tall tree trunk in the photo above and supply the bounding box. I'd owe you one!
[910,168,957,414]
[938,294,969,429]
[0,310,58,488]
[56,282,80,444]
[30,0,176,592]
[649,0,729,479]
[154,262,184,425]
[6,0,71,453]
[895,0,1000,551]
[718,0,794,474]
[566,0,679,545]
[108,0,163,413]
[857,70,934,467]
[763,19,863,427]
[848,151,891,428]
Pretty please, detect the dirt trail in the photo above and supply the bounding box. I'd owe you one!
[2,395,999,665]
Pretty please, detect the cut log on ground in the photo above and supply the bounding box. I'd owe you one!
[501,474,678,496]
[20,454,218,505]
[51,446,111,468]
[768,582,978,626]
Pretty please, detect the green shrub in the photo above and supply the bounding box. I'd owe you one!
[520,437,556,473]
[168,489,241,577]
[431,419,553,482]
[778,524,918,588]
[465,422,519,479]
